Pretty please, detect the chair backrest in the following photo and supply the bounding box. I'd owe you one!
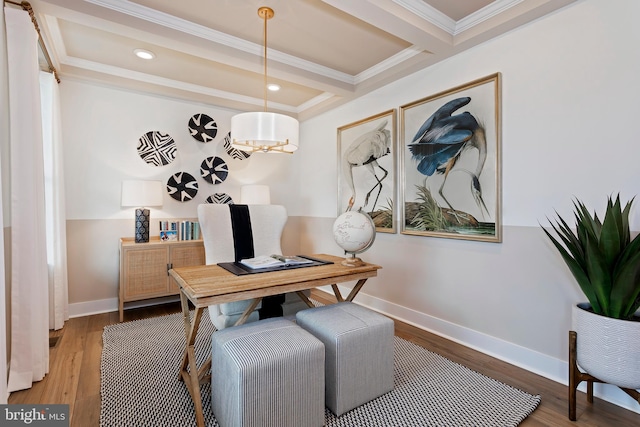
[197,204,287,265]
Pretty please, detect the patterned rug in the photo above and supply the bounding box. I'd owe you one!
[100,310,540,427]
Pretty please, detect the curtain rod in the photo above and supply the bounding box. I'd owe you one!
[4,0,60,83]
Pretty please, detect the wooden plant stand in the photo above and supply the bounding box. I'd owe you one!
[568,330,640,421]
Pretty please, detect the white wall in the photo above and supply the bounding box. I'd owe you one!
[61,82,299,221]
[296,0,640,411]
[59,81,300,307]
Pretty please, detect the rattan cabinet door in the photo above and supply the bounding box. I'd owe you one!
[119,237,205,321]
[122,246,170,300]
[168,243,205,293]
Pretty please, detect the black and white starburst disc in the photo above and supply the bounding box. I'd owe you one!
[200,156,228,184]
[188,113,217,143]
[166,172,198,202]
[222,132,251,160]
[205,193,234,204]
[137,131,177,166]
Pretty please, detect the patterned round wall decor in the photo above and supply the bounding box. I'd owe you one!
[222,132,251,160]
[205,193,234,204]
[188,114,217,143]
[137,131,177,166]
[166,172,198,202]
[200,156,228,184]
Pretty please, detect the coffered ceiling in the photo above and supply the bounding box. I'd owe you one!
[27,0,576,120]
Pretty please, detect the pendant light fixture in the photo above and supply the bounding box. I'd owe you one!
[230,6,299,154]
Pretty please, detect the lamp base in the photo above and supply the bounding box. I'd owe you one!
[135,208,150,243]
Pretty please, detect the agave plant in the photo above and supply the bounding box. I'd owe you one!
[542,195,640,320]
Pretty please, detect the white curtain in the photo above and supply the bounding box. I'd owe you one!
[5,6,50,392]
[41,71,69,330]
[0,5,10,404]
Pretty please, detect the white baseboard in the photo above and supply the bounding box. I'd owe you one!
[68,296,180,318]
[318,286,640,414]
[69,298,118,317]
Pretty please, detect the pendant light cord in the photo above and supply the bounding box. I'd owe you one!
[263,9,268,112]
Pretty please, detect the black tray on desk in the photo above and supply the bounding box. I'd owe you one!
[217,255,333,276]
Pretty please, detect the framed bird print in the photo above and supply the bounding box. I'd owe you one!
[337,109,396,233]
[399,73,502,242]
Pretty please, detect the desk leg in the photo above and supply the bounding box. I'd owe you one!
[179,291,206,427]
[331,284,344,302]
[234,298,262,326]
[296,291,315,308]
[346,279,368,302]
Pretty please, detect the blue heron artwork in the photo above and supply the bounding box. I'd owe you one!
[400,73,501,242]
[408,97,488,221]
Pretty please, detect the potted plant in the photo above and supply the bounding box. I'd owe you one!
[542,194,640,389]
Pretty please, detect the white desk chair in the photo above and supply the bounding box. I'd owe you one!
[197,203,307,330]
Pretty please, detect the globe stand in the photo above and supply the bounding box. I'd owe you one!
[342,253,365,267]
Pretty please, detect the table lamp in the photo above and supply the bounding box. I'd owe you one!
[121,180,163,243]
[240,185,271,204]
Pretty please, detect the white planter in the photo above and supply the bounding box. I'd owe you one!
[572,303,640,389]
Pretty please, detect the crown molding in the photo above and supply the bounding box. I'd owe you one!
[391,0,456,33]
[296,92,336,113]
[456,0,525,35]
[392,0,526,36]
[62,55,298,113]
[355,45,424,84]
[85,0,355,84]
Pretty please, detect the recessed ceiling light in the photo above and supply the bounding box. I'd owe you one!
[134,49,155,60]
[267,83,280,92]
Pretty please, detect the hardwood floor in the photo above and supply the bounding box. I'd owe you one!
[8,291,640,426]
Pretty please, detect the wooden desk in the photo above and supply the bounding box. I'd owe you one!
[169,253,381,427]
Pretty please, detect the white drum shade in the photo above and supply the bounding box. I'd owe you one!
[231,112,299,153]
[121,180,163,207]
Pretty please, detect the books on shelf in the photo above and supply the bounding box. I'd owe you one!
[239,254,313,270]
[159,220,201,241]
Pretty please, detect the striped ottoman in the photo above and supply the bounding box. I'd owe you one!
[211,318,325,427]
[296,302,394,416]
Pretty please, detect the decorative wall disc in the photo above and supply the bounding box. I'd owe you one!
[166,172,198,202]
[137,131,177,166]
[200,156,228,184]
[222,132,251,160]
[206,193,234,204]
[188,113,217,143]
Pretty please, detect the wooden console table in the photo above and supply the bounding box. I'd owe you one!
[119,237,204,322]
[169,253,381,427]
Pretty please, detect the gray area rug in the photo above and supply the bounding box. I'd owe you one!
[100,310,540,426]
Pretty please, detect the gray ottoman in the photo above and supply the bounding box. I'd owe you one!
[296,302,394,416]
[211,318,325,427]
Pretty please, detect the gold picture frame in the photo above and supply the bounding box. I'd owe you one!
[399,73,502,242]
[337,109,397,233]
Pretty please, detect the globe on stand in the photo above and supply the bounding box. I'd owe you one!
[332,210,376,266]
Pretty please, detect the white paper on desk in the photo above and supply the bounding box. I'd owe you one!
[239,254,313,270]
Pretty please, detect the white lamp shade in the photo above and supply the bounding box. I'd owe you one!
[231,112,299,153]
[121,180,163,207]
[240,185,271,204]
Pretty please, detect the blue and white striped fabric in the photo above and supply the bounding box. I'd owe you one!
[211,318,325,427]
[296,302,395,416]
